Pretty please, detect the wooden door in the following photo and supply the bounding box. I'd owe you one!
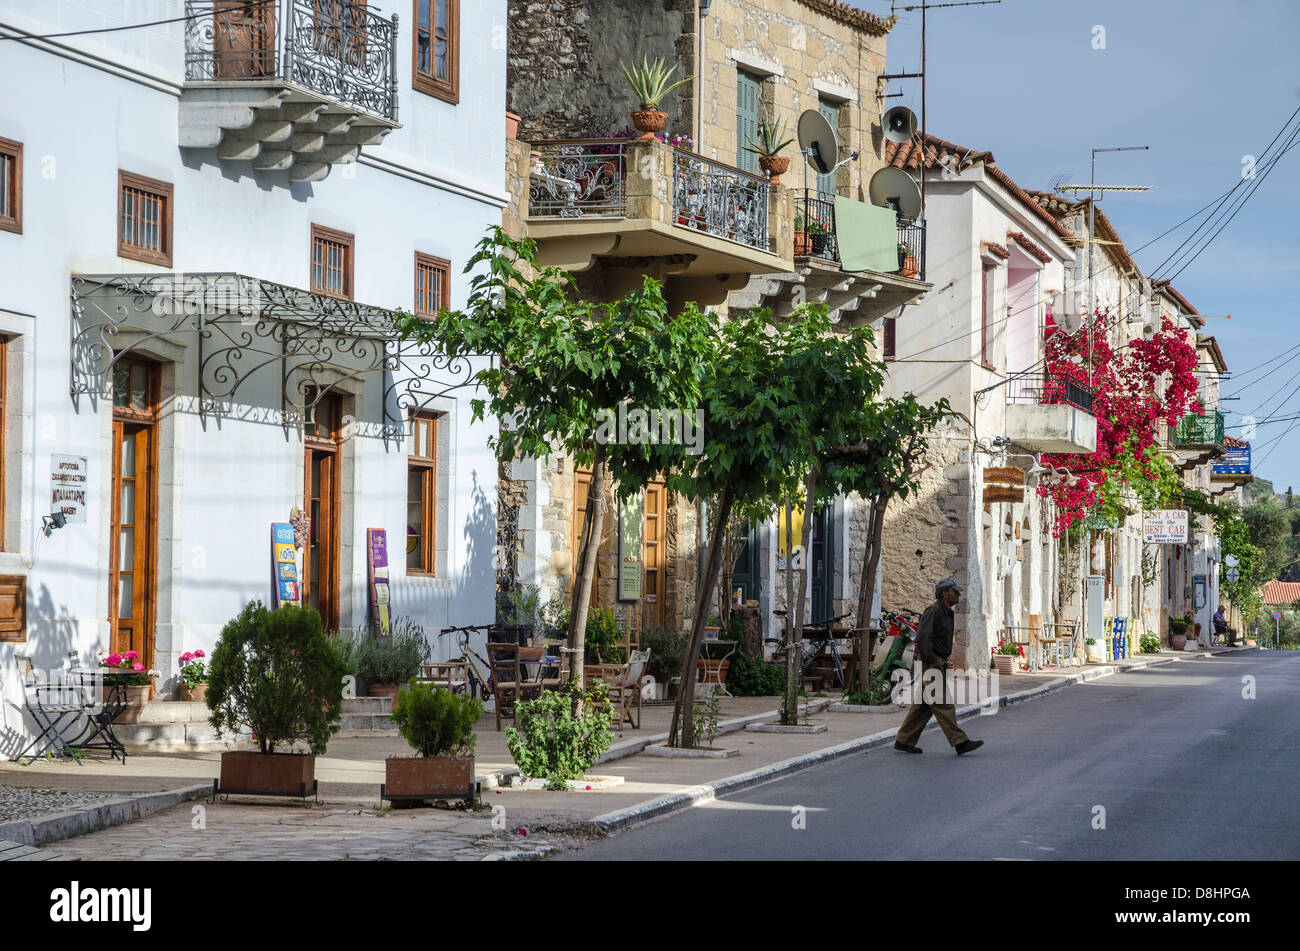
[642,480,666,629]
[213,0,277,79]
[109,362,159,675]
[304,395,342,630]
[572,468,599,611]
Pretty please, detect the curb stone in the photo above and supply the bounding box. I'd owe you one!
[581,649,1255,840]
[481,845,559,861]
[0,783,210,847]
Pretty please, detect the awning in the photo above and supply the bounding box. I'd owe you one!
[69,273,483,438]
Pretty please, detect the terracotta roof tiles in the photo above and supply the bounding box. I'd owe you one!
[795,0,896,37]
[1007,231,1052,264]
[1261,580,1300,606]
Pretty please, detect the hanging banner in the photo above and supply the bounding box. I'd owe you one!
[271,523,299,607]
[618,491,644,602]
[776,504,805,569]
[368,528,391,634]
[1142,509,1188,544]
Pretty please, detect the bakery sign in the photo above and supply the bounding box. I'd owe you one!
[1142,509,1188,544]
[50,454,89,524]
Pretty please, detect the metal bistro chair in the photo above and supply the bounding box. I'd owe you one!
[1002,625,1037,672]
[64,651,129,763]
[13,655,84,763]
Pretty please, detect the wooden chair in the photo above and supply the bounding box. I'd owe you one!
[418,661,469,693]
[538,638,573,691]
[603,649,650,730]
[487,642,542,731]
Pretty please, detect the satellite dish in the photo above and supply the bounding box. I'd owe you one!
[868,167,922,220]
[882,106,918,144]
[797,109,838,174]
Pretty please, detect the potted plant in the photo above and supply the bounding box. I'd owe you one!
[898,241,918,277]
[385,680,483,803]
[98,651,158,723]
[991,640,1022,675]
[807,218,832,257]
[177,649,209,702]
[503,584,545,660]
[794,216,812,255]
[355,617,428,700]
[642,626,686,701]
[743,118,794,185]
[621,56,692,140]
[583,607,622,666]
[697,637,731,684]
[207,601,346,797]
[1168,615,1190,651]
[1085,637,1103,662]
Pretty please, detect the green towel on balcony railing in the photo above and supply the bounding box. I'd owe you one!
[834,198,899,273]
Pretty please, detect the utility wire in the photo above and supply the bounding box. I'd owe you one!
[0,0,273,42]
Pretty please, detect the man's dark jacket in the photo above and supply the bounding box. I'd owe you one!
[916,599,954,667]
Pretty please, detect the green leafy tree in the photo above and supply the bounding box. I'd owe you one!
[397,228,716,682]
[1243,498,1292,582]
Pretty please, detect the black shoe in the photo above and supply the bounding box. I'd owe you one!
[894,741,922,754]
[955,739,984,756]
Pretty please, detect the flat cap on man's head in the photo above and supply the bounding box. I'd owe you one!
[935,577,963,597]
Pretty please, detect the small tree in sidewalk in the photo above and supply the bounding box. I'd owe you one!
[396,228,716,686]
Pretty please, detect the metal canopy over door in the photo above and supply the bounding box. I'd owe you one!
[304,392,342,630]
[817,99,838,198]
[109,360,159,678]
[736,70,761,175]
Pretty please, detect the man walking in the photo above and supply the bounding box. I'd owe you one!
[894,578,983,756]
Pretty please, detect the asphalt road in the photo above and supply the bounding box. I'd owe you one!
[555,651,1300,860]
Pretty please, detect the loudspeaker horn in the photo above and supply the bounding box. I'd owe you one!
[882,105,918,144]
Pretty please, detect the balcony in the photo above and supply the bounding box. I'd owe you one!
[731,190,930,327]
[180,0,399,181]
[523,139,792,306]
[1003,370,1097,454]
[1175,409,1225,448]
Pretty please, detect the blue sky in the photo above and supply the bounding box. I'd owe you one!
[863,0,1300,491]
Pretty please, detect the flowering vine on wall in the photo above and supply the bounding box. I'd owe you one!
[1037,312,1203,536]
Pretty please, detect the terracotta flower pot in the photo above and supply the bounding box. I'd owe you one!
[180,683,208,703]
[758,154,790,186]
[992,654,1017,676]
[219,751,315,796]
[795,231,812,255]
[631,109,667,140]
[110,684,152,723]
[384,755,475,801]
[900,254,919,278]
[505,110,521,140]
[696,658,730,683]
[1170,633,1187,651]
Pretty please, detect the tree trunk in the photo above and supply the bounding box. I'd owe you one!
[785,467,818,722]
[782,495,797,724]
[669,482,735,748]
[856,498,887,693]
[569,442,607,690]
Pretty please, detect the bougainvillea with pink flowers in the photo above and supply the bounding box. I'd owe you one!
[1037,312,1203,535]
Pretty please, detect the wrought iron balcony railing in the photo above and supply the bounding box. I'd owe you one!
[792,190,926,279]
[1005,370,1095,415]
[527,140,627,218]
[184,0,398,120]
[1212,443,1251,476]
[1175,408,1225,448]
[672,150,771,252]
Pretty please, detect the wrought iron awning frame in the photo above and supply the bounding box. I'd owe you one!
[69,273,485,441]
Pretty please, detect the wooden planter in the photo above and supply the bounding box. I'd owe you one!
[180,683,208,703]
[368,682,401,702]
[218,751,316,798]
[517,645,545,662]
[383,756,475,803]
[992,654,1017,676]
[631,109,667,140]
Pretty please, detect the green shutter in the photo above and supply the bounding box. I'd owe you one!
[737,71,761,174]
[817,98,839,198]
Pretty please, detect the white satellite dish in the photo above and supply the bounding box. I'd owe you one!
[882,105,918,144]
[797,109,838,175]
[868,167,922,220]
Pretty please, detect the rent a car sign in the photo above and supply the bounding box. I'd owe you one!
[1143,509,1188,544]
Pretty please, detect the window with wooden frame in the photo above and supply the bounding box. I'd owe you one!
[311,224,354,299]
[980,261,996,369]
[414,252,450,318]
[118,171,173,267]
[0,574,25,642]
[0,137,21,234]
[883,318,896,360]
[406,413,439,575]
[413,0,458,104]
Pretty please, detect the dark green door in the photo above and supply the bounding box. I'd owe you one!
[817,98,839,198]
[737,71,761,174]
[810,506,834,623]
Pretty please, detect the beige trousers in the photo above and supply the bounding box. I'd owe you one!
[895,663,970,748]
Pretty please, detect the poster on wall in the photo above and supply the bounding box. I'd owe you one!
[776,505,805,570]
[50,454,89,524]
[618,492,644,602]
[1142,509,1188,544]
[271,523,299,607]
[368,528,391,634]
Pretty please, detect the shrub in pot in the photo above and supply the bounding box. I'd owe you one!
[207,601,345,795]
[355,617,427,700]
[177,649,209,702]
[1168,615,1190,651]
[386,680,483,802]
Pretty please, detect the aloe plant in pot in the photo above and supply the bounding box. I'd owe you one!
[385,681,484,803]
[621,56,693,140]
[744,118,795,185]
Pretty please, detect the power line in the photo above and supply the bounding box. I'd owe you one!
[0,0,272,42]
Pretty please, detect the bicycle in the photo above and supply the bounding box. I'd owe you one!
[437,624,497,700]
[764,609,854,689]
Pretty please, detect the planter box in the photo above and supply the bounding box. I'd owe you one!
[697,658,730,684]
[219,751,316,797]
[383,755,475,802]
[368,683,401,702]
[180,683,208,703]
[992,654,1018,676]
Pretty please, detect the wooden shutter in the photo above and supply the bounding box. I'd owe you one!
[736,71,761,174]
[0,575,24,642]
[817,99,838,198]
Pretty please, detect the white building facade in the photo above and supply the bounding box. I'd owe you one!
[0,0,508,754]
